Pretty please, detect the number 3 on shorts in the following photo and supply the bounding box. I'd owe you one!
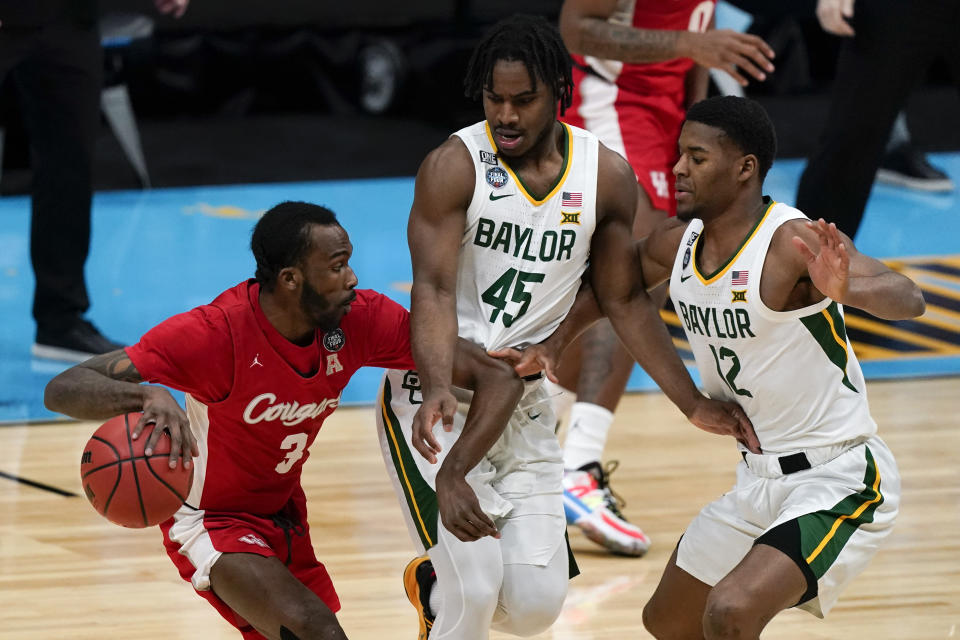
[481,267,545,326]
[276,432,308,473]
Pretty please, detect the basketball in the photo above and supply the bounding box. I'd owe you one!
[80,413,193,528]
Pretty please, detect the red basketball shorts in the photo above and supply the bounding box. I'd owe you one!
[565,65,686,216]
[160,498,339,639]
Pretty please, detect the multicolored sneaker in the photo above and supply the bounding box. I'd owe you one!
[563,460,651,557]
[403,556,436,639]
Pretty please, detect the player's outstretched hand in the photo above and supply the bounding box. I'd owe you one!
[488,343,560,382]
[436,467,500,542]
[792,218,851,303]
[689,29,776,86]
[134,385,198,469]
[686,396,760,454]
[411,388,459,464]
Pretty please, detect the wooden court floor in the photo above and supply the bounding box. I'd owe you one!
[1,377,958,639]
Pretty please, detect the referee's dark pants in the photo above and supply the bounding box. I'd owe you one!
[0,20,101,332]
[795,0,960,239]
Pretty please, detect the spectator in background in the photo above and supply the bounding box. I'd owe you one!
[553,0,774,557]
[796,0,959,238]
[0,0,188,362]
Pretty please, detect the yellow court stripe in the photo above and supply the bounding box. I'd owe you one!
[851,342,903,360]
[380,398,433,548]
[483,121,573,206]
[844,314,960,353]
[694,200,776,285]
[806,461,883,564]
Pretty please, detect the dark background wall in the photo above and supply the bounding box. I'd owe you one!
[2,1,958,192]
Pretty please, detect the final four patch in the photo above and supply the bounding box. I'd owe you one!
[323,328,345,352]
[683,247,692,269]
[486,166,508,188]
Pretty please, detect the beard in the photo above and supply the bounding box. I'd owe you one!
[300,279,342,332]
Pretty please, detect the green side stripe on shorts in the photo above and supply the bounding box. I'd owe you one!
[798,446,883,578]
[799,301,858,393]
[380,376,438,549]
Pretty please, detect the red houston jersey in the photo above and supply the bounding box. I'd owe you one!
[573,0,716,98]
[127,280,414,515]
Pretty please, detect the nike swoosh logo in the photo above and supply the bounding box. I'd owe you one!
[528,411,542,420]
[680,274,693,283]
[489,193,514,201]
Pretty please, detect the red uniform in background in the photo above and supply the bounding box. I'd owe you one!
[127,280,414,639]
[563,0,717,216]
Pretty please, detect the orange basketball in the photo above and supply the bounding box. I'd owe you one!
[80,413,193,528]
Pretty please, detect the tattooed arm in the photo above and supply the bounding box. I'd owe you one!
[45,349,198,468]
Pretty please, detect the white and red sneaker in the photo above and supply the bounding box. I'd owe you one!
[562,461,650,557]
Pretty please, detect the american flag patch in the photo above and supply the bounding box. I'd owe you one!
[731,270,749,285]
[562,191,582,208]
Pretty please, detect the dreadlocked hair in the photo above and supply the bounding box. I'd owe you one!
[464,14,574,115]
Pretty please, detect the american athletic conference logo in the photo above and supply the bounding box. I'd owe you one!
[323,328,345,352]
[486,166,508,188]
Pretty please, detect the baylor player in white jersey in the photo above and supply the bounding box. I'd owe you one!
[377,117,595,640]
[451,119,598,351]
[672,200,877,452]
[625,96,925,639]
[378,17,758,640]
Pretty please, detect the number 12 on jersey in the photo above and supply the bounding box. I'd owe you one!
[482,267,545,327]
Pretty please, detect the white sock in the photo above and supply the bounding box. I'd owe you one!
[562,402,614,470]
[543,378,575,434]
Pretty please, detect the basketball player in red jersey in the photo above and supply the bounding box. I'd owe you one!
[44,201,527,640]
[550,0,776,556]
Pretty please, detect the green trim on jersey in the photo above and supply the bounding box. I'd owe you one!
[798,446,884,578]
[380,377,438,549]
[799,301,858,393]
[694,197,775,285]
[484,121,572,205]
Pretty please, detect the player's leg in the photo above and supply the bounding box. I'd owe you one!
[701,540,808,639]
[642,545,714,639]
[426,521,504,639]
[378,369,517,639]
[560,184,665,558]
[210,553,346,640]
[493,517,569,636]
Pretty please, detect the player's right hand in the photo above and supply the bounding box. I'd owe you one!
[686,396,761,454]
[689,29,776,86]
[436,467,500,542]
[411,388,458,464]
[488,343,561,383]
[134,385,198,469]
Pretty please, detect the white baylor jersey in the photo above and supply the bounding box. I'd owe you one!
[452,121,599,351]
[669,199,877,453]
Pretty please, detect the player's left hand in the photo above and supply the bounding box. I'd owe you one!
[411,388,459,464]
[436,467,500,542]
[686,397,760,453]
[154,0,189,18]
[791,218,850,303]
[488,343,561,382]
